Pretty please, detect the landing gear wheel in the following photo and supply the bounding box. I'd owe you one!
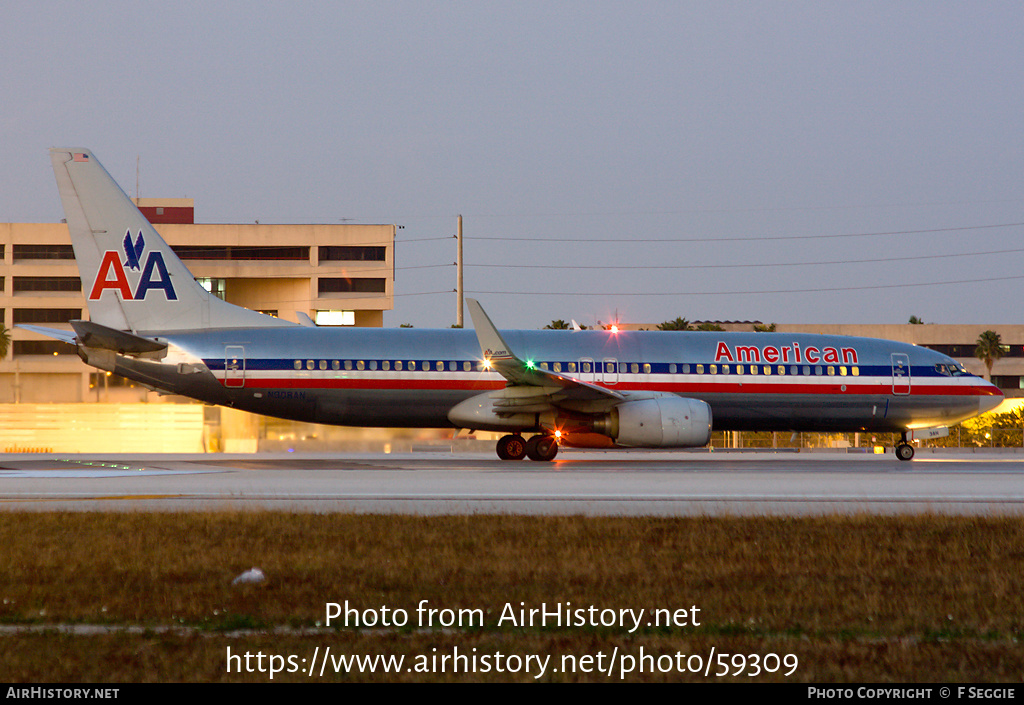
[895,443,915,461]
[496,434,527,461]
[525,435,559,462]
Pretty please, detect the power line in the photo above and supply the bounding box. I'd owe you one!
[395,290,455,297]
[466,274,1024,297]
[466,247,1024,271]
[463,221,1024,244]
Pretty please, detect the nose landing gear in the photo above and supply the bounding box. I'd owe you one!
[895,432,915,461]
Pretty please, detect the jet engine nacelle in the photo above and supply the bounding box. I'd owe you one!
[596,396,712,448]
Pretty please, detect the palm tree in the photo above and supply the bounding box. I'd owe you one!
[544,320,570,330]
[657,317,692,331]
[0,325,10,360]
[975,330,1005,380]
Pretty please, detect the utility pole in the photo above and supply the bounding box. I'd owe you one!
[456,214,464,327]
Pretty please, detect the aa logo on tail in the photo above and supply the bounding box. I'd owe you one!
[89,230,178,301]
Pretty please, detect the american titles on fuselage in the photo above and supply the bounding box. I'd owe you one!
[714,341,857,365]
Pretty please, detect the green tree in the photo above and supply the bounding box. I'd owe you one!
[975,330,1005,380]
[544,320,570,330]
[753,322,777,332]
[695,321,724,331]
[657,317,692,331]
[0,325,9,359]
[908,315,925,324]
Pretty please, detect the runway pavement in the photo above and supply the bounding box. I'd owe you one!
[1,448,1023,516]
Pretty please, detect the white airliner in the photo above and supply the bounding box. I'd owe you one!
[25,148,1003,462]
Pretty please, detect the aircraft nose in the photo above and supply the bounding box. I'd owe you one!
[978,386,1004,415]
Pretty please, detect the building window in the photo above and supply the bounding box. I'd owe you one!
[14,341,76,356]
[318,278,386,295]
[318,246,386,262]
[197,278,227,300]
[13,277,81,292]
[13,308,81,324]
[171,246,310,260]
[992,376,1024,389]
[13,245,75,260]
[314,310,355,326]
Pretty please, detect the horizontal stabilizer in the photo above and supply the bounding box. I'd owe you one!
[70,320,167,356]
[15,324,77,345]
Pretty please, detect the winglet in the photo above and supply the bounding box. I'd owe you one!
[466,298,516,363]
[465,299,626,402]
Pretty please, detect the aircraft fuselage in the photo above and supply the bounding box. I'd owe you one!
[111,326,1000,434]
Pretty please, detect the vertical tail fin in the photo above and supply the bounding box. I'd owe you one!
[49,148,292,332]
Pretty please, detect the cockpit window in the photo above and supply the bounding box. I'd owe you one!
[939,362,970,377]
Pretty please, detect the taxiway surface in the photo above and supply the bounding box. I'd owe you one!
[1,449,1023,516]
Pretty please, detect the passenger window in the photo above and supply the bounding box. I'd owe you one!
[294,360,302,371]
[827,366,835,376]
[778,365,785,375]
[710,364,717,374]
[632,363,640,374]
[839,366,847,376]
[395,361,403,371]
[802,365,810,375]
[369,361,377,371]
[463,361,471,372]
[319,360,327,371]
[383,361,391,371]
[736,365,744,375]
[568,362,577,373]
[643,363,651,374]
[682,364,690,374]
[357,360,365,371]
[750,365,758,375]
[762,365,770,376]
[344,360,353,370]
[668,363,676,374]
[306,360,314,371]
[409,361,416,371]
[553,362,561,372]
[696,364,704,374]
[815,365,822,375]
[721,364,730,374]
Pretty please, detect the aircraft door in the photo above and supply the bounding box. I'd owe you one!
[225,345,245,388]
[602,358,619,385]
[891,353,910,395]
[578,357,595,383]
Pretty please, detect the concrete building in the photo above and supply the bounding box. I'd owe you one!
[0,198,395,403]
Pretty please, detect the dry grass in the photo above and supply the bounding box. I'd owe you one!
[0,513,1021,681]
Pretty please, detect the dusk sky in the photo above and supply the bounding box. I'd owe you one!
[2,1,1022,329]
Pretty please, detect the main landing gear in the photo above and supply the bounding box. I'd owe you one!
[895,432,915,461]
[496,434,558,462]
